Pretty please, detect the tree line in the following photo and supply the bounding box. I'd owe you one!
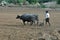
[0,0,60,4]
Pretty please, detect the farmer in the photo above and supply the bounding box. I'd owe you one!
[45,11,51,26]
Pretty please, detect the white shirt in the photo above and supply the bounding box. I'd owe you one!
[45,13,50,18]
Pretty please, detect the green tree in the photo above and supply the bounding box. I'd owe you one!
[38,0,53,3]
[57,0,60,4]
[0,0,2,3]
[26,0,53,4]
[17,0,24,3]
[26,0,39,4]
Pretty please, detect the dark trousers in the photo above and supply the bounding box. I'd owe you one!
[45,18,50,26]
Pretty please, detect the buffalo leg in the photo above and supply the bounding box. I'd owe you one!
[23,20,25,25]
[35,17,39,25]
[30,21,33,25]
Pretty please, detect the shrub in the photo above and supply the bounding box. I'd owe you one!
[26,0,39,4]
[57,0,60,4]
[40,4,46,8]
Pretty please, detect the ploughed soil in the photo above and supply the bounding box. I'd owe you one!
[0,7,60,40]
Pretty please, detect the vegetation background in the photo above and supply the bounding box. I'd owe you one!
[0,0,60,8]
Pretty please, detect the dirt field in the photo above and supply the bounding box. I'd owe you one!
[0,6,60,40]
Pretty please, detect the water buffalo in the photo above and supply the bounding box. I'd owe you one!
[16,14,39,25]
